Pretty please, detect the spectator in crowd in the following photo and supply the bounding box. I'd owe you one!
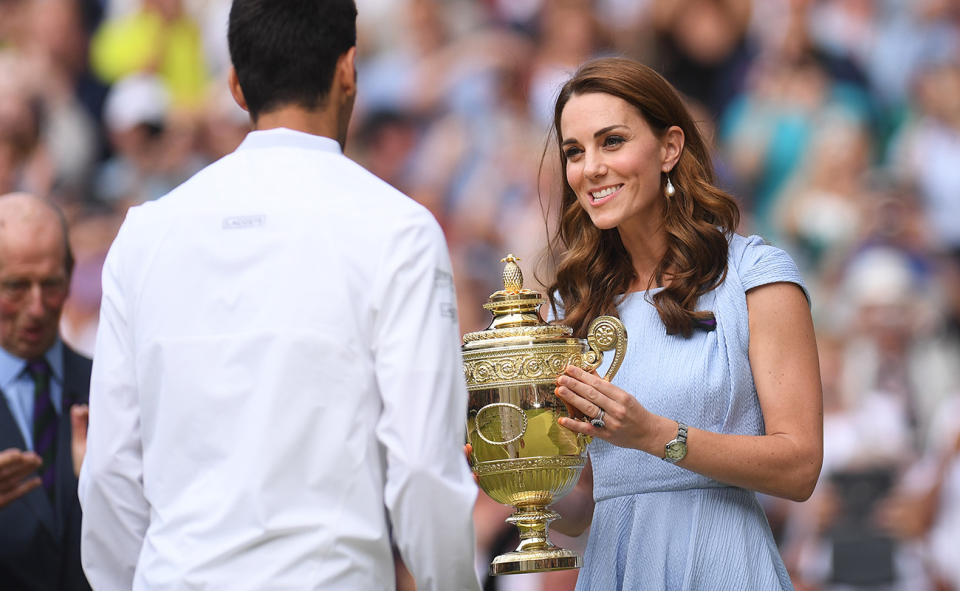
[0,55,52,198]
[889,60,960,255]
[17,0,104,201]
[94,72,203,205]
[775,115,872,273]
[0,191,91,591]
[89,0,209,110]
[780,245,956,590]
[649,0,754,119]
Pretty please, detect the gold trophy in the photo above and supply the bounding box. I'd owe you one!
[463,255,626,575]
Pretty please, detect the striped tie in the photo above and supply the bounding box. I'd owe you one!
[28,359,57,503]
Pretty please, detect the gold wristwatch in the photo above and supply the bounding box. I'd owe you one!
[663,421,688,463]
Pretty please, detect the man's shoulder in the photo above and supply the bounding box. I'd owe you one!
[61,344,92,373]
[114,155,240,239]
[153,156,234,209]
[337,158,433,221]
[61,343,92,401]
[120,149,441,244]
[150,150,424,211]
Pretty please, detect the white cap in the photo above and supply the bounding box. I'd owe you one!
[103,73,170,132]
[844,246,915,308]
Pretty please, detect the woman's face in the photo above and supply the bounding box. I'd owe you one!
[560,92,676,233]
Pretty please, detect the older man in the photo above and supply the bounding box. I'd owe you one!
[0,192,91,590]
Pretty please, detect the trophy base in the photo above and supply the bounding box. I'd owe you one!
[490,547,582,575]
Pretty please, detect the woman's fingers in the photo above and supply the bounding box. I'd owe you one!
[554,365,619,427]
[557,414,603,436]
[560,398,582,420]
[564,365,620,397]
[463,443,479,484]
[555,383,600,418]
[556,369,614,413]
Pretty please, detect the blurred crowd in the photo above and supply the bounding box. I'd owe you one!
[2,0,960,589]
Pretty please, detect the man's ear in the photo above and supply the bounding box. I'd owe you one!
[228,67,249,113]
[336,46,357,100]
[661,125,685,173]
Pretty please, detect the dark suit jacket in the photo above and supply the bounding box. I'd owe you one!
[0,344,92,591]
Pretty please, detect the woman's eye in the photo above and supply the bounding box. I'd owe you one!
[563,146,583,159]
[603,135,625,148]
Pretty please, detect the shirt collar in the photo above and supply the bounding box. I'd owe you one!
[236,128,343,155]
[0,340,63,387]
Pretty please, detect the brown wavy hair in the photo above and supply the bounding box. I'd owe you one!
[546,57,740,338]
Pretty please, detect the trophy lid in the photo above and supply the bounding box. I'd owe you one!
[462,254,572,345]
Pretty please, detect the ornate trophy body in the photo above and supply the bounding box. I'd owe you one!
[463,255,626,575]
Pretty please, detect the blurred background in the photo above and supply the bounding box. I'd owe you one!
[1,0,959,589]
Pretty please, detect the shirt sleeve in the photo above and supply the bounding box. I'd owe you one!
[371,212,481,591]
[734,234,810,302]
[78,211,150,590]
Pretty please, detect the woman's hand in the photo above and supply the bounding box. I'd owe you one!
[464,443,479,485]
[554,365,673,453]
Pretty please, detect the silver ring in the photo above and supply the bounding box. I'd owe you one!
[590,408,605,429]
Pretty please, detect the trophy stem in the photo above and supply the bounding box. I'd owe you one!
[510,508,558,552]
[489,507,582,576]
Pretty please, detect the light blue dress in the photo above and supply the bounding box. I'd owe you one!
[576,234,806,591]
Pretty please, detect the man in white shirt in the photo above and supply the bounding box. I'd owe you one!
[78,1,481,589]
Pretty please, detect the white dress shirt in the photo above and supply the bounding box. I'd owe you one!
[79,128,481,590]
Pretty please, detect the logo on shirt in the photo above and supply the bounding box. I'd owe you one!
[440,302,457,320]
[434,269,456,321]
[222,215,266,229]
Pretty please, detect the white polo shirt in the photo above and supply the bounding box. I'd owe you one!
[79,128,481,591]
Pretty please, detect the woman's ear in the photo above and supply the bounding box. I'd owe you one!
[661,125,685,173]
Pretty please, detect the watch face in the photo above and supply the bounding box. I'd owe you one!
[665,441,687,461]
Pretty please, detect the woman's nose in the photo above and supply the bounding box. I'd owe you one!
[583,150,606,179]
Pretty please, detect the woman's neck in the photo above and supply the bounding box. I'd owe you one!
[618,222,669,291]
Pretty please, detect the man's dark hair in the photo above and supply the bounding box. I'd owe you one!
[228,0,357,121]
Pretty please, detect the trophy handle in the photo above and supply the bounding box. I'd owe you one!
[582,315,627,381]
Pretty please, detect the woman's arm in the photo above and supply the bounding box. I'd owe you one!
[556,282,823,502]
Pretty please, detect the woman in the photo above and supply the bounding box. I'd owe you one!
[546,57,823,589]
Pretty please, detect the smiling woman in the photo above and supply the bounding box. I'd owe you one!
[541,58,823,591]
[549,59,739,340]
[560,93,673,234]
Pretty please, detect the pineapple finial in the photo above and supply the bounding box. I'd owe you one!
[501,254,523,293]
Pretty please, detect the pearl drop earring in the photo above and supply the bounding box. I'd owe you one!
[665,176,676,198]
